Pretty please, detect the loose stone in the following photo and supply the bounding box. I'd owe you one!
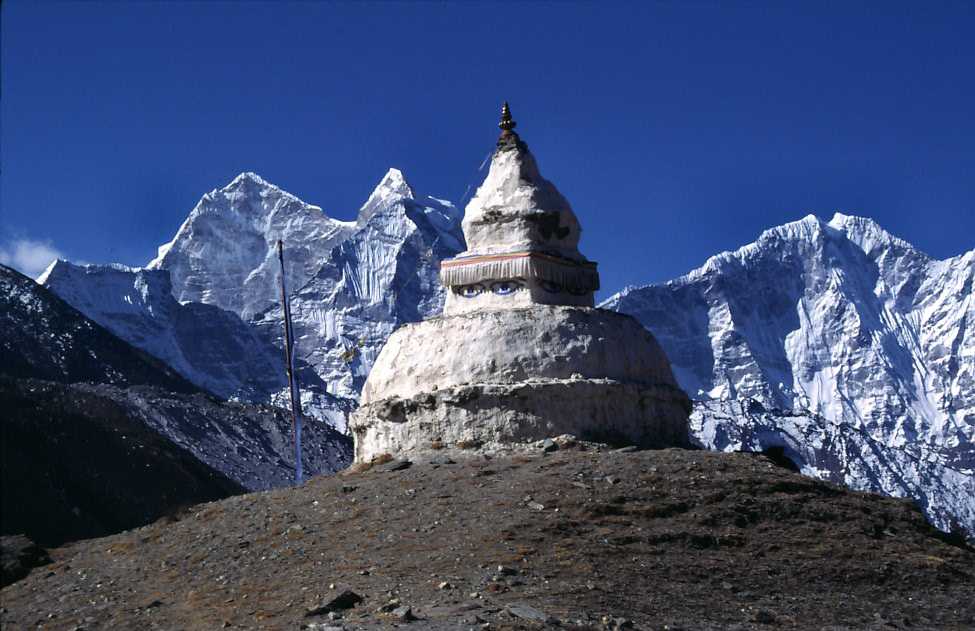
[506,603,555,623]
[305,590,363,617]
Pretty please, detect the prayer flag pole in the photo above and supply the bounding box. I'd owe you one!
[277,239,303,484]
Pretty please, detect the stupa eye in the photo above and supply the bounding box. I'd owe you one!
[457,284,484,298]
[491,280,522,295]
[539,280,562,294]
[567,286,590,296]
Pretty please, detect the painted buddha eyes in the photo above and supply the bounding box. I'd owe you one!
[455,280,526,298]
[490,280,520,295]
[457,284,485,298]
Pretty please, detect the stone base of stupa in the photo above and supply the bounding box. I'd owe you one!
[351,378,691,462]
[350,306,692,463]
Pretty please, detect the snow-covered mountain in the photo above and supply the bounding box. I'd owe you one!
[43,169,463,416]
[1,264,195,392]
[148,171,355,321]
[252,168,464,397]
[39,260,352,430]
[38,167,971,535]
[150,167,463,399]
[604,213,974,535]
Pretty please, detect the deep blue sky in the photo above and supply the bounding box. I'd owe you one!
[2,1,973,295]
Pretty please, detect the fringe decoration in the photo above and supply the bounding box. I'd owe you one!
[440,252,599,292]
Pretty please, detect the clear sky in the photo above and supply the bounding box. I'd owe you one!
[2,1,973,296]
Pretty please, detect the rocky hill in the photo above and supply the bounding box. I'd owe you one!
[1,447,972,629]
[604,214,974,537]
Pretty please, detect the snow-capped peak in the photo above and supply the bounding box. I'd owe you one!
[687,214,824,280]
[373,168,414,201]
[228,171,270,188]
[147,172,353,320]
[37,259,142,285]
[827,212,927,261]
[356,168,415,225]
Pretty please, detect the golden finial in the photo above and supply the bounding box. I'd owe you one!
[499,101,516,132]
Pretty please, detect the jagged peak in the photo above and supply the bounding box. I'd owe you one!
[206,172,325,215]
[372,168,415,201]
[827,212,925,259]
[217,171,305,204]
[227,171,270,188]
[146,172,333,270]
[688,214,825,279]
[356,168,416,224]
[659,213,930,288]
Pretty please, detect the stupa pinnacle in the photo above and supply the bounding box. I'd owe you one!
[440,102,599,315]
[349,105,691,462]
[499,101,516,132]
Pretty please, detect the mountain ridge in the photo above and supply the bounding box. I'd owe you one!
[37,169,973,536]
[603,212,974,535]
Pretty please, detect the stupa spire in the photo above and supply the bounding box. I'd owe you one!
[437,103,598,314]
[497,101,521,150]
[499,101,516,132]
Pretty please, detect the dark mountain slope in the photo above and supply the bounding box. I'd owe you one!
[0,378,353,548]
[0,264,195,392]
[0,378,244,547]
[2,447,972,629]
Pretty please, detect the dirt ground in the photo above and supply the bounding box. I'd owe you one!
[2,446,973,630]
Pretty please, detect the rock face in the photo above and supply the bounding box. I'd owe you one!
[1,535,51,587]
[603,213,975,536]
[3,263,351,519]
[351,106,690,461]
[1,375,352,547]
[1,378,352,496]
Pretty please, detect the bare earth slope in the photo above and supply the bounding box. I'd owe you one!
[2,448,972,630]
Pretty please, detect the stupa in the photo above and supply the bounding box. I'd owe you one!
[349,104,691,462]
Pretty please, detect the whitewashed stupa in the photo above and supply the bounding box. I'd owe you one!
[350,104,690,462]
